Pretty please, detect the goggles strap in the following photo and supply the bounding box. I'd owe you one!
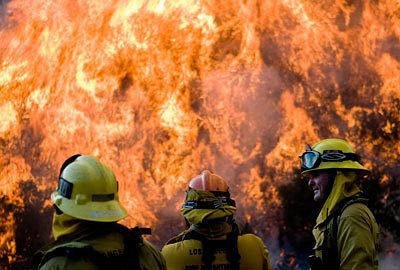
[321,152,360,162]
[57,154,81,199]
[57,177,73,199]
[182,198,236,209]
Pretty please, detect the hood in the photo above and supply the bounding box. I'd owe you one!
[181,189,236,225]
[52,212,89,240]
[315,170,362,226]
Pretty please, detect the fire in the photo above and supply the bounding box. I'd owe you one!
[1,0,400,268]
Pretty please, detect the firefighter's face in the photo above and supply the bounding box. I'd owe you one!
[308,171,330,202]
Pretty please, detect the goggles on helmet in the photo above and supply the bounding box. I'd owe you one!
[182,198,236,209]
[182,190,236,209]
[299,144,361,172]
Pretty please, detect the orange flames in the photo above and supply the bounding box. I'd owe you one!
[1,0,400,268]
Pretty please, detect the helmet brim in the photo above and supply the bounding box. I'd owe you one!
[51,191,128,222]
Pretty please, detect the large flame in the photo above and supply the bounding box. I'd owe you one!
[1,0,400,268]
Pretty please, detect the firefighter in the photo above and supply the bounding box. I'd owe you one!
[299,138,379,270]
[161,170,272,270]
[32,155,166,270]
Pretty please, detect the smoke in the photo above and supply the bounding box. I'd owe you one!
[0,0,7,26]
[379,252,400,270]
[379,235,400,270]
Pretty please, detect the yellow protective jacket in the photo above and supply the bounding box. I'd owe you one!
[161,222,272,270]
[32,222,166,270]
[312,171,379,270]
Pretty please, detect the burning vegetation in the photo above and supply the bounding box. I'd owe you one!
[0,0,399,269]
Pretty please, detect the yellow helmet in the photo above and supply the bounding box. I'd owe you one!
[51,155,128,222]
[299,138,369,176]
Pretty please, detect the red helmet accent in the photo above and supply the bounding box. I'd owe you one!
[189,170,229,192]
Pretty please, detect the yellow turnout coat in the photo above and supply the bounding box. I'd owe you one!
[312,171,379,270]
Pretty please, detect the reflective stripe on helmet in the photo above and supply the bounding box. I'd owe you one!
[182,198,236,209]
